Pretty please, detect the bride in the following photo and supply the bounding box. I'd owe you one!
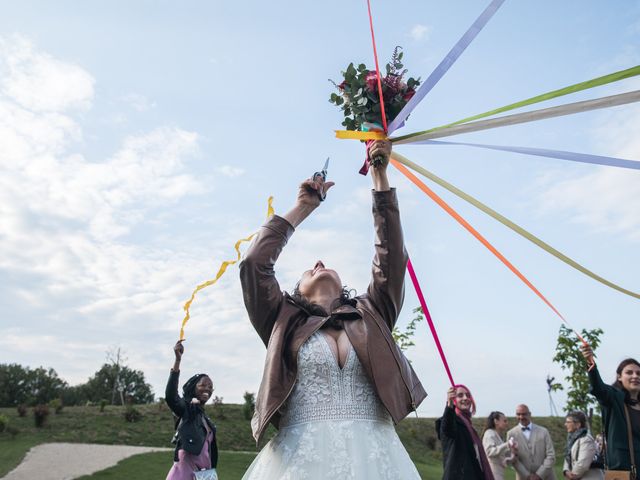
[239,140,426,479]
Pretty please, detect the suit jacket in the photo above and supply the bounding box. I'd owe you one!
[482,428,512,480]
[507,423,556,480]
[562,434,604,480]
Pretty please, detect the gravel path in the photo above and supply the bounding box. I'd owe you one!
[2,442,171,480]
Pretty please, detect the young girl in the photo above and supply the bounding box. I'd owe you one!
[165,340,218,480]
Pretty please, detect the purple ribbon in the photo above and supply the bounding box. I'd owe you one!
[387,0,506,134]
[412,139,640,170]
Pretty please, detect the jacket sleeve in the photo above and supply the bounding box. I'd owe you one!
[439,405,458,439]
[365,189,408,330]
[512,458,531,478]
[507,429,531,477]
[571,436,597,477]
[482,430,510,459]
[239,215,294,345]
[535,429,556,478]
[588,365,615,407]
[165,370,186,417]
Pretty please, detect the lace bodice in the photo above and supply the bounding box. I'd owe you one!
[279,331,391,427]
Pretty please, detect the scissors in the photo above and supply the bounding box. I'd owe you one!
[312,157,330,201]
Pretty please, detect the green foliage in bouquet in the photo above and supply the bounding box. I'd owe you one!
[329,47,421,131]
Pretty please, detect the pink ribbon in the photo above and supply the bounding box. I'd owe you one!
[407,257,456,387]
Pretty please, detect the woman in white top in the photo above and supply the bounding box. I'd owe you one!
[482,411,516,480]
[562,411,604,480]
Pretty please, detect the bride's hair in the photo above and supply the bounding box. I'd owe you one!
[290,282,356,317]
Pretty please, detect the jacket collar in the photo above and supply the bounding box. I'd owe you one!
[285,292,362,320]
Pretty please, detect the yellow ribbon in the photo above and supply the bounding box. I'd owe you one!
[179,196,275,340]
[335,130,387,140]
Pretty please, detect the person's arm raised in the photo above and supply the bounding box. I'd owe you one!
[580,344,615,406]
[365,140,408,329]
[165,340,186,417]
[239,177,334,345]
[282,177,335,227]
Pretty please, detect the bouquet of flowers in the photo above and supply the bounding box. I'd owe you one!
[329,47,420,171]
[329,47,420,131]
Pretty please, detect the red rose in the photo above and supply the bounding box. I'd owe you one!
[365,71,379,92]
[403,89,416,101]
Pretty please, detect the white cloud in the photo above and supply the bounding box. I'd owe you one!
[409,24,430,42]
[122,93,157,112]
[0,35,274,401]
[0,35,94,112]
[216,165,245,178]
[0,35,211,322]
[536,105,640,241]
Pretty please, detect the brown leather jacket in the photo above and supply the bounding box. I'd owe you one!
[239,189,427,442]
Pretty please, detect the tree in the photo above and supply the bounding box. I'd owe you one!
[243,392,256,420]
[29,367,67,405]
[106,347,126,405]
[552,325,604,415]
[84,364,154,404]
[0,364,31,407]
[0,364,67,407]
[392,306,421,353]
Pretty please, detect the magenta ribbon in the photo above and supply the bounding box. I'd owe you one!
[407,257,456,387]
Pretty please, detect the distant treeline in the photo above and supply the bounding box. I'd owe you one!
[0,363,154,407]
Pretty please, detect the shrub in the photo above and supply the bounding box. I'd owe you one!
[33,404,50,428]
[124,406,142,423]
[243,392,256,421]
[49,398,63,414]
[17,404,27,417]
[0,414,8,433]
[6,425,19,438]
[99,399,108,413]
[210,396,225,419]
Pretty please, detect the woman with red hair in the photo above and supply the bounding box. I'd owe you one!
[436,385,495,480]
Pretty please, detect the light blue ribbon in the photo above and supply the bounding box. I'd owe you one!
[410,139,640,170]
[387,0,506,134]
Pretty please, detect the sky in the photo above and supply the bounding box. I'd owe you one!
[1,0,639,419]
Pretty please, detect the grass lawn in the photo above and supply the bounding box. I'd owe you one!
[76,450,257,479]
[0,404,575,479]
[0,435,41,477]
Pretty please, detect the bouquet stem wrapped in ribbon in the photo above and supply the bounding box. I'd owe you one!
[329,47,420,174]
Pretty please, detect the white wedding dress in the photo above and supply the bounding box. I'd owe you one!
[242,331,421,480]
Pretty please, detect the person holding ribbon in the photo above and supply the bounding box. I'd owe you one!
[580,345,640,477]
[239,140,426,479]
[437,385,495,479]
[165,340,218,480]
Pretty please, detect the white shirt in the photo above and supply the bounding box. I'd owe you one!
[519,422,533,441]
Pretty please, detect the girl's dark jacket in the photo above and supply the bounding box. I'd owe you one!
[436,405,484,480]
[239,189,427,442]
[165,370,218,467]
[588,365,640,470]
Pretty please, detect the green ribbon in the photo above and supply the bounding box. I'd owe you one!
[392,65,640,143]
[391,151,640,300]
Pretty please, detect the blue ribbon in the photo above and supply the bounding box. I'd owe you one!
[387,0,506,134]
[411,139,640,170]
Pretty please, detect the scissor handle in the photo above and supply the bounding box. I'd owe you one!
[312,171,326,201]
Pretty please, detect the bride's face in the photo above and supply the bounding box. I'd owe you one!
[298,260,342,297]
